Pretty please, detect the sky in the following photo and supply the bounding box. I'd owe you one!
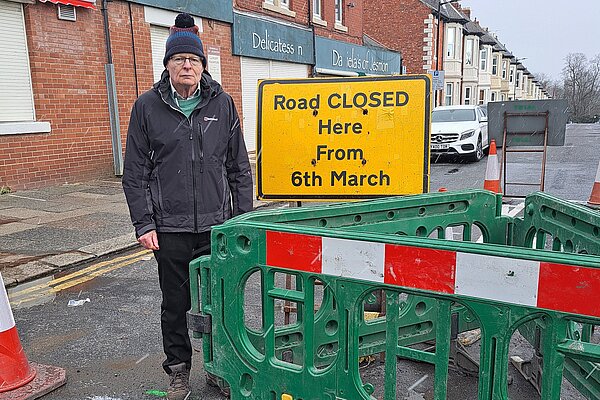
[459,0,600,81]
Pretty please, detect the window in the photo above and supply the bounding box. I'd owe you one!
[445,83,453,105]
[502,60,507,79]
[480,48,487,71]
[516,71,522,88]
[263,0,295,16]
[446,27,455,58]
[479,89,485,104]
[432,108,476,122]
[509,67,514,83]
[492,56,498,75]
[465,39,474,66]
[0,1,35,123]
[491,92,496,101]
[335,0,343,24]
[313,0,322,19]
[464,87,471,105]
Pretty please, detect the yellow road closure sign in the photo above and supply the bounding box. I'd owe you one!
[256,75,431,201]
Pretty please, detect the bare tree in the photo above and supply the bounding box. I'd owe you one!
[562,53,600,121]
[533,72,564,99]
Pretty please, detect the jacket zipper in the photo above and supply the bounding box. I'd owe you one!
[189,115,198,232]
[199,123,204,173]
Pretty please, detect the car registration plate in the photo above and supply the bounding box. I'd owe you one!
[431,143,450,150]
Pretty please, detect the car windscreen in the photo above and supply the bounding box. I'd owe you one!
[432,109,476,122]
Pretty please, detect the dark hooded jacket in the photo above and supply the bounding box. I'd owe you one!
[122,70,253,238]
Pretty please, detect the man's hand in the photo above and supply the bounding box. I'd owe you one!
[138,230,159,250]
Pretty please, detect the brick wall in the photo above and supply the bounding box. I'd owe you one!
[0,1,239,191]
[0,3,113,191]
[364,0,440,74]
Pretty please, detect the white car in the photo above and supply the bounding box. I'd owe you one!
[430,105,489,162]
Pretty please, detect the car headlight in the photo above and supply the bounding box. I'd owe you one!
[460,129,476,140]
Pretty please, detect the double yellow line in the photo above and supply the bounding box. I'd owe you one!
[9,249,153,306]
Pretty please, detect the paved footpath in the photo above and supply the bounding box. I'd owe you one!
[0,166,276,289]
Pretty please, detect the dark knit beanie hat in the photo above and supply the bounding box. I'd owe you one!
[163,13,206,67]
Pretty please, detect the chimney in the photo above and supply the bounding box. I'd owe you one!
[462,7,471,19]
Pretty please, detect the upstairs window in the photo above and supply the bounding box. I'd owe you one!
[480,48,487,71]
[335,0,343,24]
[446,27,455,58]
[465,39,474,65]
[492,56,498,75]
[313,0,322,19]
[502,60,507,79]
[262,0,295,16]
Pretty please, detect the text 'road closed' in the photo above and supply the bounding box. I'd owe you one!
[257,76,431,200]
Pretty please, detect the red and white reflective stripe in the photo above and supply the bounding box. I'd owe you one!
[266,231,600,318]
[0,273,16,333]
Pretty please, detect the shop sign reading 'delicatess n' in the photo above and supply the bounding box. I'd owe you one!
[256,75,431,201]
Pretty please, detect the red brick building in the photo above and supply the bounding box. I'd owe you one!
[0,0,237,191]
[0,0,400,190]
[364,0,446,75]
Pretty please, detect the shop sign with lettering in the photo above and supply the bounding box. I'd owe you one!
[232,13,314,64]
[315,37,401,76]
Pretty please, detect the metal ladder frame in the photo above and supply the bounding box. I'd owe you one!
[501,111,550,197]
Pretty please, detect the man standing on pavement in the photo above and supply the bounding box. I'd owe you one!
[122,12,253,400]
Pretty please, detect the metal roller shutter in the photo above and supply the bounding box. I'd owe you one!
[240,57,308,152]
[150,25,169,83]
[0,1,34,122]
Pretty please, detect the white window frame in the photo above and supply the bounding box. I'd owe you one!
[480,48,487,71]
[446,27,455,58]
[263,0,295,17]
[464,87,471,105]
[465,38,474,66]
[516,71,522,88]
[492,55,498,75]
[479,89,486,104]
[334,0,347,31]
[313,0,322,19]
[502,60,507,79]
[445,83,453,105]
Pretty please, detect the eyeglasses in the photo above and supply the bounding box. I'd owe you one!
[170,56,203,67]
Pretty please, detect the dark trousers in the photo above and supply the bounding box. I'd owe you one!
[154,231,211,374]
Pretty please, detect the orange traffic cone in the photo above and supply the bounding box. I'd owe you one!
[484,140,502,194]
[0,273,35,392]
[0,273,66,399]
[588,160,600,209]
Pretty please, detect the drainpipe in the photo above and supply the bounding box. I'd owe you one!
[460,33,465,105]
[101,0,123,176]
[308,0,317,77]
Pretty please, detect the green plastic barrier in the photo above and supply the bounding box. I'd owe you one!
[188,190,600,399]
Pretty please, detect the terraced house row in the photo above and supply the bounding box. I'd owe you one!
[0,0,549,190]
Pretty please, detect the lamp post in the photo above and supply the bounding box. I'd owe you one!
[434,0,460,106]
[512,57,527,100]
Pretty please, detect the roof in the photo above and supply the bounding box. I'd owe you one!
[463,21,485,36]
[502,49,515,59]
[420,0,469,23]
